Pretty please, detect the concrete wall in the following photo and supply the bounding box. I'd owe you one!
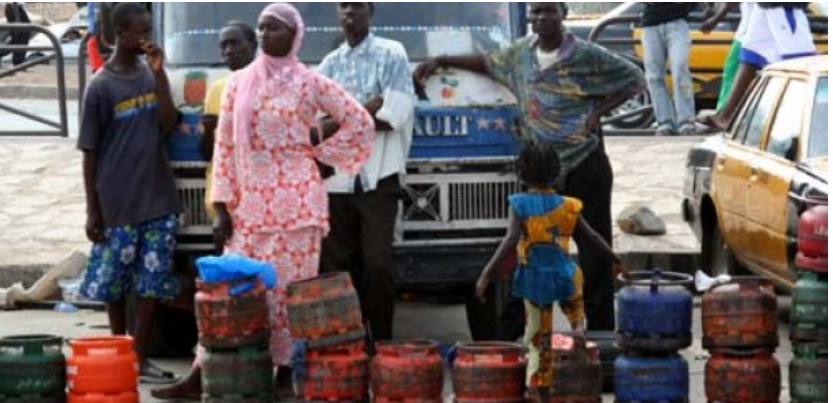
[566,2,623,17]
[24,2,80,23]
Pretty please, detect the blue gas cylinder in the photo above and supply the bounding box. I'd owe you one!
[617,270,693,353]
[614,353,689,403]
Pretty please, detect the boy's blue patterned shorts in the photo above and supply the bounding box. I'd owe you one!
[81,214,181,302]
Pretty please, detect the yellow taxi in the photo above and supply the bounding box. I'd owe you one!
[683,55,828,289]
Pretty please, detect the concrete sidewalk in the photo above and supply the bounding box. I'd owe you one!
[0,63,81,100]
[0,135,702,282]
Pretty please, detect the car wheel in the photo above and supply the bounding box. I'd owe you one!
[605,90,655,130]
[707,224,742,277]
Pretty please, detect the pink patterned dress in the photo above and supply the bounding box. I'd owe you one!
[211,64,374,365]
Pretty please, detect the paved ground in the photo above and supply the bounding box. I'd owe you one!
[0,297,799,403]
[0,137,86,274]
[0,62,82,100]
[0,134,700,276]
[0,99,78,136]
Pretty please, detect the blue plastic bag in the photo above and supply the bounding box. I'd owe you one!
[196,254,277,291]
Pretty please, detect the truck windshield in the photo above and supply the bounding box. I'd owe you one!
[808,77,828,159]
[160,2,515,67]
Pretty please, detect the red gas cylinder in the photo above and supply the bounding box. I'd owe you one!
[371,340,444,403]
[195,279,270,349]
[702,278,779,351]
[286,272,365,349]
[66,337,138,402]
[453,342,526,403]
[797,200,828,273]
[294,341,369,402]
[550,334,602,403]
[68,392,139,403]
[705,349,781,403]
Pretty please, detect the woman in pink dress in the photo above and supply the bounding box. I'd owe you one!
[212,2,374,395]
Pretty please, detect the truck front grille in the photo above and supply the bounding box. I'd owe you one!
[175,178,213,235]
[402,173,519,230]
[449,181,518,221]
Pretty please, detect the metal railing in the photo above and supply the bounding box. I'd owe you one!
[0,23,68,137]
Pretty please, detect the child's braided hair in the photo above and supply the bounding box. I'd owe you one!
[516,141,561,189]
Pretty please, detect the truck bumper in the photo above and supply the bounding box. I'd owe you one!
[394,242,498,287]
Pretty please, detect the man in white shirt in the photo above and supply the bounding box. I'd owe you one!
[317,2,415,342]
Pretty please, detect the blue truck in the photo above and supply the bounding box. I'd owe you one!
[155,2,528,341]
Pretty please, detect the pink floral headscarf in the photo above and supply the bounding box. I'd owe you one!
[233,2,306,145]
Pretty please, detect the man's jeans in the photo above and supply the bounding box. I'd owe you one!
[642,19,696,133]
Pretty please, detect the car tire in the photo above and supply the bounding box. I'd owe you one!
[605,90,655,130]
[706,224,742,277]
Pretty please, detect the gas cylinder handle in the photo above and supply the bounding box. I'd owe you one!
[651,269,661,293]
[618,270,693,288]
[0,335,63,355]
[378,339,438,357]
[711,347,773,358]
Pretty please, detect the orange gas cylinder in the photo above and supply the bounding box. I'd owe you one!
[286,272,365,349]
[195,280,270,349]
[453,342,526,403]
[702,278,779,351]
[370,340,444,403]
[705,349,780,403]
[550,334,602,403]
[66,337,137,400]
[797,200,828,273]
[294,341,369,402]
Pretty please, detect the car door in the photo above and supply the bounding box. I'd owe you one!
[711,76,786,256]
[745,78,809,279]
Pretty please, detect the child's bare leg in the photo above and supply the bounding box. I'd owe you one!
[523,300,555,396]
